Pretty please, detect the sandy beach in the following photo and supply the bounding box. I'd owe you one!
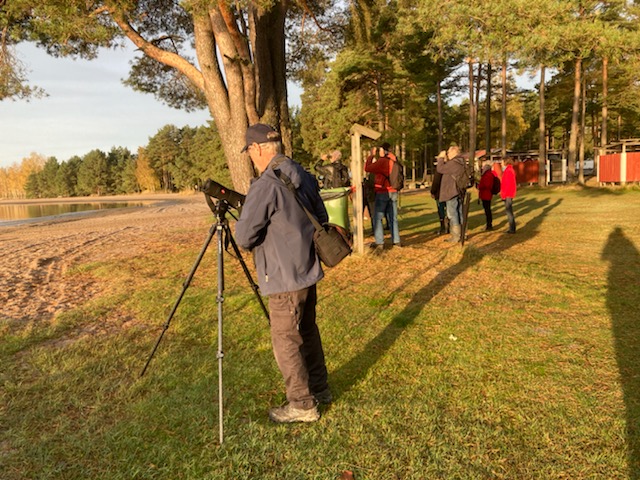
[1,193,211,324]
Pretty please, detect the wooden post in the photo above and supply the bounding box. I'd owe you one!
[350,124,381,255]
[621,142,627,186]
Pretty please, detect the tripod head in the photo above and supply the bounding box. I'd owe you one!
[201,179,245,213]
[204,193,237,221]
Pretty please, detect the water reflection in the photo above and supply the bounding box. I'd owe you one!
[0,202,146,223]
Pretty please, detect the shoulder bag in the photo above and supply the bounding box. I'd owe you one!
[273,168,352,267]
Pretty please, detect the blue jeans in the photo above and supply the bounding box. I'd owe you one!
[445,196,462,227]
[504,197,516,232]
[374,191,400,245]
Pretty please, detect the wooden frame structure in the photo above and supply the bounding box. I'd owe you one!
[350,124,381,255]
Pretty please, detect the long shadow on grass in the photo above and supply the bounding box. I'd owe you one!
[602,227,640,478]
[331,197,562,398]
[466,196,561,246]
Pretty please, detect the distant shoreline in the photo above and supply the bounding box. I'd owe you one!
[0,192,204,228]
[0,192,199,206]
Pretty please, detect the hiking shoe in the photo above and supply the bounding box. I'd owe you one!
[268,403,320,423]
[313,388,333,405]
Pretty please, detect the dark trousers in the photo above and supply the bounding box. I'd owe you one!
[268,285,328,409]
[482,199,493,228]
[504,197,516,232]
[436,200,446,220]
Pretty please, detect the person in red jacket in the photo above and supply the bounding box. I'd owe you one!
[500,158,517,233]
[477,163,497,231]
[365,142,401,250]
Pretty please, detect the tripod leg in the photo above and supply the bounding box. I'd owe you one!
[216,223,225,444]
[225,225,270,324]
[140,224,217,377]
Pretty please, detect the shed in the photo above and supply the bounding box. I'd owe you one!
[598,139,640,185]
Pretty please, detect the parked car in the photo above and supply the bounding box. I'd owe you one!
[582,158,594,175]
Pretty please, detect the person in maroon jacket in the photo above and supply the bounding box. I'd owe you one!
[365,142,401,250]
[477,163,497,231]
[500,158,517,233]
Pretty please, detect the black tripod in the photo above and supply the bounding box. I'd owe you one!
[140,194,269,444]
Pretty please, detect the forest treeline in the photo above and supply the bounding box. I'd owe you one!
[0,124,230,199]
[2,1,640,197]
[292,0,640,189]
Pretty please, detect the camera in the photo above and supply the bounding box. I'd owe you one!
[201,179,245,212]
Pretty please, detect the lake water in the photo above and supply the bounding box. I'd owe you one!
[0,202,146,225]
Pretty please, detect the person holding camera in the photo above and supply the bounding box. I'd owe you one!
[235,124,331,424]
[436,144,466,243]
[315,150,350,189]
[365,142,401,251]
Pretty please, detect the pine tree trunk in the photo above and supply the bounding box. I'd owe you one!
[485,63,492,155]
[375,72,386,132]
[579,70,586,185]
[115,3,291,194]
[468,59,477,168]
[437,80,443,153]
[568,56,582,182]
[601,56,608,148]
[501,58,507,159]
[538,65,546,187]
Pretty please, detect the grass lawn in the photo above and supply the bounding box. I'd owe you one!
[2,185,640,479]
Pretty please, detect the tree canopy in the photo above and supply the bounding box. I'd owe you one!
[1,0,333,192]
[3,0,640,192]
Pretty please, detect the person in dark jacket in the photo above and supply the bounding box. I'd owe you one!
[235,124,331,423]
[315,150,350,189]
[477,163,497,231]
[500,158,517,233]
[430,151,448,235]
[436,145,466,242]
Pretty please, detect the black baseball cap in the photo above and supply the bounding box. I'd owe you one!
[241,124,281,152]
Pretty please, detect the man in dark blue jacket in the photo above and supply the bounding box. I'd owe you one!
[235,124,331,423]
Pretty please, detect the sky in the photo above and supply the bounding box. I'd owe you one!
[0,43,212,168]
[0,43,302,169]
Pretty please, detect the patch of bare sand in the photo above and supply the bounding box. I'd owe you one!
[1,193,211,326]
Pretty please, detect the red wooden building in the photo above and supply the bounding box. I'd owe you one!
[598,139,640,185]
[479,150,567,185]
